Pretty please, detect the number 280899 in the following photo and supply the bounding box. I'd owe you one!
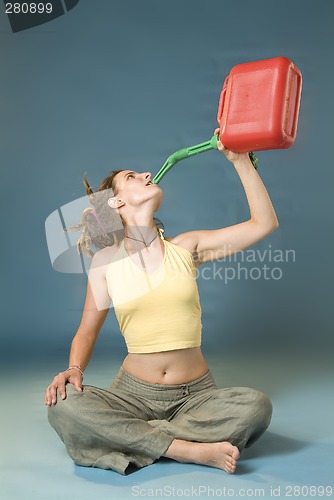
[5,3,53,14]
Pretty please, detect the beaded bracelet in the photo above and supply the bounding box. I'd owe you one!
[66,365,84,378]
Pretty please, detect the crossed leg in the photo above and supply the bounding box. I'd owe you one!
[150,385,273,474]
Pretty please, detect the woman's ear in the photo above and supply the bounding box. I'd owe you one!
[108,197,125,209]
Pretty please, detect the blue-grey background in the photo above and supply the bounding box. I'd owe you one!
[1,1,334,499]
[1,0,333,362]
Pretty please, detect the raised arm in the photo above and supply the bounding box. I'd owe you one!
[44,250,112,406]
[172,132,279,264]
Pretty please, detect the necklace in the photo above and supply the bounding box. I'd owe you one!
[125,231,159,248]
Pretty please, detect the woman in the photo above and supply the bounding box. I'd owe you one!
[45,133,278,475]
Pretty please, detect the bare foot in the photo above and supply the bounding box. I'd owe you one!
[164,439,240,474]
[193,441,240,474]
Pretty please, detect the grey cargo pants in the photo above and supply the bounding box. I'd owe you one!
[48,368,272,475]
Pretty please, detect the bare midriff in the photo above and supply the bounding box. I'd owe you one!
[122,347,209,385]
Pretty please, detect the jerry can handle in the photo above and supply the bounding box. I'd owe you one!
[289,67,303,141]
[217,77,228,123]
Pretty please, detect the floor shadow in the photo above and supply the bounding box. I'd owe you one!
[241,431,309,460]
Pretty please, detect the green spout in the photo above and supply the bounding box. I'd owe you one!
[152,135,258,184]
[152,135,218,184]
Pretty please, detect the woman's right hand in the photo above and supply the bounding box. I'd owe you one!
[44,369,83,406]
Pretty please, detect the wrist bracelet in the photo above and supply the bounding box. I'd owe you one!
[66,365,84,378]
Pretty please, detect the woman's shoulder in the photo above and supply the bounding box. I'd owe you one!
[166,232,202,267]
[91,241,123,268]
[166,232,197,254]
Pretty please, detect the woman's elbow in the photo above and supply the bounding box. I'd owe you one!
[273,214,279,230]
[266,216,279,235]
[251,214,279,236]
[254,217,279,239]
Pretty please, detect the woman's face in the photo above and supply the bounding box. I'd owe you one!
[112,170,163,210]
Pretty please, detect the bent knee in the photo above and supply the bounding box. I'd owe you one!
[249,388,273,427]
[48,385,84,424]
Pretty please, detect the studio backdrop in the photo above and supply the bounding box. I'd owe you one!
[0,0,333,364]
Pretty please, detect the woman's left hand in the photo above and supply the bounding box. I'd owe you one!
[214,128,248,163]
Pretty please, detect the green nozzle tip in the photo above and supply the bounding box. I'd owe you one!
[211,134,219,149]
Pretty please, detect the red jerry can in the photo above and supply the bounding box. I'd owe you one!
[217,56,302,153]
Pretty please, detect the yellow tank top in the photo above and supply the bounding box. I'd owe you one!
[106,238,202,353]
